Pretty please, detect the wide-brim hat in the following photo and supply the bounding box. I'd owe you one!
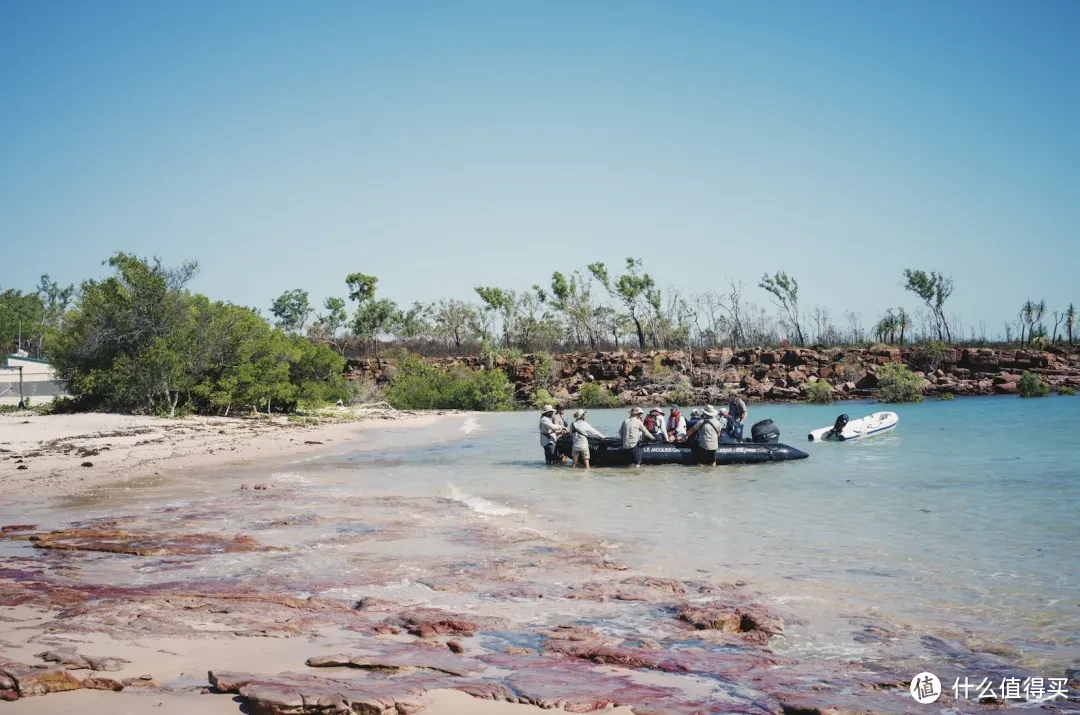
[542,405,555,413]
[702,405,718,417]
[573,409,586,419]
[630,407,643,415]
[649,408,663,415]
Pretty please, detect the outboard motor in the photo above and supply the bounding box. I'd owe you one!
[831,414,849,436]
[750,419,780,444]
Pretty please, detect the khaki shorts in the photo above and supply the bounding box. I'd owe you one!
[572,447,590,460]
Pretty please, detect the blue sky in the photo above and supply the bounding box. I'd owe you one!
[1,0,1077,336]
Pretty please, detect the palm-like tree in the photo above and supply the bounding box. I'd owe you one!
[1020,300,1035,346]
[896,307,911,344]
[1067,303,1077,345]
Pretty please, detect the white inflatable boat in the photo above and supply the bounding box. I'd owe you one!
[808,412,898,442]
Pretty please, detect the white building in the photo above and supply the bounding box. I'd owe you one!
[1,354,68,405]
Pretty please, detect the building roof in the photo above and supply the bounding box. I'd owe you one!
[4,354,52,365]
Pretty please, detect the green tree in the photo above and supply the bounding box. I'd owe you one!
[550,270,598,349]
[588,258,657,350]
[310,296,348,354]
[759,271,805,346]
[352,298,399,357]
[397,302,434,340]
[902,269,954,342]
[474,286,517,348]
[433,299,475,353]
[896,307,911,344]
[345,272,398,356]
[51,252,199,414]
[270,289,313,333]
[345,273,378,303]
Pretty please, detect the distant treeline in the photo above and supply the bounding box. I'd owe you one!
[286,260,1077,358]
[0,254,1075,416]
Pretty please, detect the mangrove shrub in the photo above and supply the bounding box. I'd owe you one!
[876,363,925,403]
[1017,371,1050,398]
[575,382,621,408]
[805,380,834,404]
[385,353,514,411]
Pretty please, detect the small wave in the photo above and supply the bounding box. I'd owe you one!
[460,416,485,434]
[272,471,311,484]
[446,483,523,516]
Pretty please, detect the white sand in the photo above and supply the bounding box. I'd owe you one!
[0,408,452,498]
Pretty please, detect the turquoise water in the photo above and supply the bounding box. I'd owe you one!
[331,396,1080,673]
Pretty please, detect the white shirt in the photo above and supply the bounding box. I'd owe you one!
[539,415,563,447]
[667,413,687,439]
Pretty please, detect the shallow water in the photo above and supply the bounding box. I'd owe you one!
[323,396,1080,673]
[4,396,1079,684]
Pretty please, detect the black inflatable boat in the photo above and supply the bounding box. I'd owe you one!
[555,419,808,467]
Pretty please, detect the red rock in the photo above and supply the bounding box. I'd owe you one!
[305,646,485,677]
[210,670,438,714]
[81,677,123,691]
[0,525,37,533]
[34,649,130,672]
[0,662,82,697]
[355,596,399,612]
[30,528,274,556]
[446,641,465,654]
[676,602,784,642]
[389,607,507,638]
[122,675,161,688]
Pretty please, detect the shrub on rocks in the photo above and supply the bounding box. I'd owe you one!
[939,392,955,401]
[876,363,924,403]
[576,382,621,408]
[805,380,834,404]
[665,378,693,406]
[1017,371,1049,398]
[1058,386,1076,396]
[531,388,555,409]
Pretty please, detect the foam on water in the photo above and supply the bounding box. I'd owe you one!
[445,483,524,517]
[459,415,484,434]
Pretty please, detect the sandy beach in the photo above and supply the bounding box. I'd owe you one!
[0,407,452,498]
[1,410,644,714]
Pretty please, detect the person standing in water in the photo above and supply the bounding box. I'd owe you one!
[619,406,655,466]
[553,404,567,429]
[569,409,605,468]
[685,404,723,466]
[539,405,567,464]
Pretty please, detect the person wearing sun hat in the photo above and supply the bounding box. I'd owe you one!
[619,406,655,466]
[569,408,605,469]
[685,404,724,466]
[539,405,567,464]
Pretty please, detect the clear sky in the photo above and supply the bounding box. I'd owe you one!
[1,0,1077,335]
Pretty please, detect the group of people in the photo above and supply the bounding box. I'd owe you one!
[539,397,749,468]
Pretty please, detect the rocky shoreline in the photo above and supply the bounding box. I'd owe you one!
[3,491,1069,714]
[349,345,1080,407]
